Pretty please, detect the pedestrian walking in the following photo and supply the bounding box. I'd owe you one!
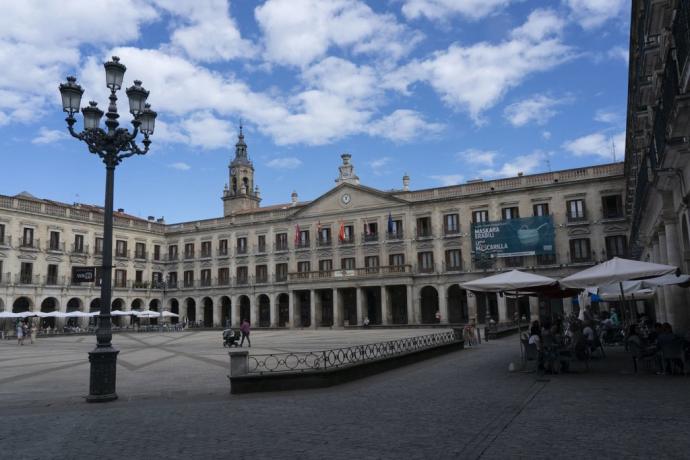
[17,321,24,346]
[239,319,251,347]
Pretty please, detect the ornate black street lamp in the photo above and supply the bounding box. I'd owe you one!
[59,56,157,402]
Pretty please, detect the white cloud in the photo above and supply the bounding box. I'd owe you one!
[368,157,392,175]
[456,149,497,166]
[255,0,421,67]
[504,94,569,127]
[562,130,626,159]
[302,57,378,102]
[266,157,303,169]
[565,0,627,29]
[32,127,67,144]
[386,9,572,122]
[179,111,234,149]
[169,162,191,171]
[401,0,513,21]
[481,151,547,177]
[368,110,444,143]
[160,0,256,62]
[594,109,621,124]
[430,174,464,186]
[542,131,552,140]
[607,45,629,63]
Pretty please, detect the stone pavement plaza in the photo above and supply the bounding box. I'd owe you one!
[2,329,690,459]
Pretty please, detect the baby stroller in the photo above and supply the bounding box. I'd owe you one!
[222,329,240,348]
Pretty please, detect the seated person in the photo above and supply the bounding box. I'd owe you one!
[582,321,595,344]
[609,308,620,326]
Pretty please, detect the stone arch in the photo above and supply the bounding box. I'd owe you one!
[66,297,82,312]
[41,297,59,329]
[202,297,213,327]
[420,286,439,324]
[149,299,161,311]
[278,293,289,327]
[111,298,125,327]
[0,297,5,312]
[220,296,231,328]
[169,298,179,324]
[258,294,270,327]
[13,296,33,313]
[238,295,251,324]
[447,285,468,323]
[89,298,101,312]
[131,298,144,311]
[185,297,196,323]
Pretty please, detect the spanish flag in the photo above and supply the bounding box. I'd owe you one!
[294,223,301,245]
[338,221,345,242]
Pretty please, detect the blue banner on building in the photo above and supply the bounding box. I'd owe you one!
[472,215,555,258]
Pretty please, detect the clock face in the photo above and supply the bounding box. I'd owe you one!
[230,168,236,175]
[341,193,351,205]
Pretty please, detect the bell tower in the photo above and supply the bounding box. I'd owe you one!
[222,124,261,216]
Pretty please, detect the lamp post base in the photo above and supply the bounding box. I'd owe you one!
[86,346,120,403]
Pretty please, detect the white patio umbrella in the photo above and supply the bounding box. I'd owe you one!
[560,257,677,288]
[0,311,21,318]
[641,273,690,288]
[44,311,69,318]
[65,311,91,317]
[460,269,558,292]
[161,311,179,318]
[135,310,160,318]
[599,288,656,302]
[110,310,133,316]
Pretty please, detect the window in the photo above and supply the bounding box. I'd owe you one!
[20,262,33,284]
[257,235,266,253]
[184,243,194,259]
[416,217,432,238]
[201,241,212,258]
[219,239,228,256]
[236,266,248,284]
[115,240,127,257]
[605,235,627,259]
[388,219,403,239]
[297,261,311,272]
[365,256,379,273]
[153,244,161,261]
[504,256,523,268]
[236,237,247,254]
[168,244,178,260]
[536,254,556,265]
[184,270,194,287]
[340,225,354,244]
[567,199,587,222]
[275,263,288,282]
[297,230,310,248]
[22,227,34,247]
[73,234,84,253]
[533,203,549,217]
[570,238,591,262]
[389,253,405,267]
[151,272,163,286]
[418,252,434,273]
[501,207,519,220]
[445,250,462,271]
[444,214,460,235]
[95,237,103,255]
[319,259,333,271]
[0,223,5,244]
[472,210,489,223]
[135,270,144,287]
[200,269,212,287]
[135,242,146,259]
[218,268,230,285]
[363,222,378,241]
[255,265,268,283]
[318,227,331,245]
[341,257,355,270]
[49,231,61,251]
[114,269,127,288]
[602,195,624,219]
[46,264,58,285]
[275,233,288,251]
[168,272,177,288]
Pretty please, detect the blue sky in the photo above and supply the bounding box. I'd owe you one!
[0,0,630,223]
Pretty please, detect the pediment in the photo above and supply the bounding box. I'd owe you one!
[292,184,407,219]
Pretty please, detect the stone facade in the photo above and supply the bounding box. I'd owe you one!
[625,0,690,330]
[0,132,628,328]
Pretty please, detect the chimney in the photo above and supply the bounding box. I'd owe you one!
[402,173,410,191]
[117,208,124,213]
[291,191,298,206]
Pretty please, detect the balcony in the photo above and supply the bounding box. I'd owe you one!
[274,242,289,252]
[386,231,404,241]
[167,253,179,261]
[19,237,39,250]
[295,240,311,250]
[45,275,60,286]
[362,233,378,243]
[236,246,248,255]
[184,251,195,260]
[114,279,128,289]
[275,273,288,283]
[132,281,150,290]
[566,214,588,224]
[442,262,463,272]
[255,274,269,284]
[443,227,461,237]
[0,272,9,286]
[199,278,213,288]
[200,250,213,259]
[16,274,40,285]
[47,242,65,253]
[415,228,433,239]
[0,235,10,247]
[115,249,130,259]
[217,277,231,287]
[287,264,412,281]
[338,235,355,245]
[235,276,249,286]
[416,264,435,274]
[217,247,230,257]
[256,244,267,254]
[316,238,332,247]
[183,279,195,288]
[70,243,89,255]
[134,251,148,261]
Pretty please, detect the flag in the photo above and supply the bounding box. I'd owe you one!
[294,223,301,245]
[338,221,345,242]
[364,222,370,236]
[317,220,322,235]
[387,212,394,234]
